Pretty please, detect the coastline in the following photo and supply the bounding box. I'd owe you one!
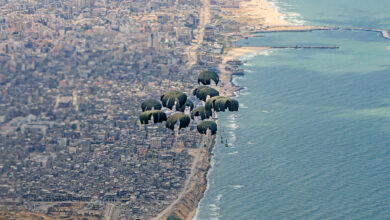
[155,0,390,219]
[153,0,335,219]
[152,135,215,220]
[219,46,269,97]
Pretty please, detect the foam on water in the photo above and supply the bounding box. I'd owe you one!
[227,151,238,155]
[231,185,244,189]
[197,1,390,219]
[208,194,223,220]
[225,120,238,130]
[241,50,273,61]
[239,103,248,109]
[243,63,254,66]
[193,144,218,220]
[237,89,250,96]
[268,1,306,25]
[231,77,239,86]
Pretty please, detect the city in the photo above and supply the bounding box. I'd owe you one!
[0,0,247,219]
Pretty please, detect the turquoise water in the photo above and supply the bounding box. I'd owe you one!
[195,2,390,220]
[269,0,390,29]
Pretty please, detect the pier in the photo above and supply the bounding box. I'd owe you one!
[271,46,339,49]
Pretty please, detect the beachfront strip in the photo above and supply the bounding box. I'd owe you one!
[0,0,326,219]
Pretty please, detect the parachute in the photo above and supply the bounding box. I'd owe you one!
[228,99,239,111]
[193,86,219,101]
[139,68,241,138]
[141,99,162,112]
[161,90,187,110]
[198,70,219,86]
[205,96,239,112]
[191,106,212,120]
[197,121,217,135]
[176,99,194,112]
[139,110,167,124]
[166,113,191,131]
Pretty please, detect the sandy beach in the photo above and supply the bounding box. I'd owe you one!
[216,0,333,98]
[153,0,326,219]
[222,47,269,63]
[154,0,390,219]
[153,0,291,219]
[218,47,269,97]
[220,0,289,27]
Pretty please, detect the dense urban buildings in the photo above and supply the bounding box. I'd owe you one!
[0,0,247,219]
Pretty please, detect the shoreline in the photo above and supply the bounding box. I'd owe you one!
[218,26,390,98]
[152,0,378,218]
[152,135,215,220]
[174,1,390,220]
[156,0,332,219]
[152,0,214,219]
[219,46,270,97]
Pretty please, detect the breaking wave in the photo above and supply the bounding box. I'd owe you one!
[269,1,306,25]
[231,185,244,189]
[228,151,239,155]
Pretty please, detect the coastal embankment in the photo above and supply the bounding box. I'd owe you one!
[153,0,362,219]
[218,47,269,97]
[215,0,339,97]
[152,0,213,219]
[152,136,215,220]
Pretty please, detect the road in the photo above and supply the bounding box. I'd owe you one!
[186,0,210,67]
[152,1,211,219]
[103,203,115,220]
[152,135,205,220]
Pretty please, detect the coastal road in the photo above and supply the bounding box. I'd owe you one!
[103,203,115,220]
[186,0,210,67]
[152,135,208,220]
[153,1,211,219]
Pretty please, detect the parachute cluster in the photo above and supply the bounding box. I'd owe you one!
[139,70,240,136]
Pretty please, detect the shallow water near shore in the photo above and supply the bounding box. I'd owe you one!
[268,0,390,29]
[195,2,390,220]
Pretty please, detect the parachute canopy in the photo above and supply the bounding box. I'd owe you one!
[166,113,191,131]
[141,99,162,112]
[191,106,212,120]
[205,96,239,112]
[193,86,219,101]
[161,90,187,110]
[198,70,219,86]
[197,121,217,135]
[176,99,194,112]
[139,110,167,124]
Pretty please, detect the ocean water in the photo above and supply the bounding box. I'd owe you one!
[269,0,390,29]
[195,1,390,220]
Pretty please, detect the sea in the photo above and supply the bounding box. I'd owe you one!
[195,0,390,219]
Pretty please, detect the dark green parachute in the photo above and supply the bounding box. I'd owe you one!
[193,86,219,101]
[141,99,162,112]
[205,96,239,112]
[166,113,191,130]
[139,110,167,124]
[191,106,212,120]
[197,121,217,135]
[198,70,219,86]
[227,99,239,111]
[176,99,194,112]
[205,96,223,111]
[160,90,187,110]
